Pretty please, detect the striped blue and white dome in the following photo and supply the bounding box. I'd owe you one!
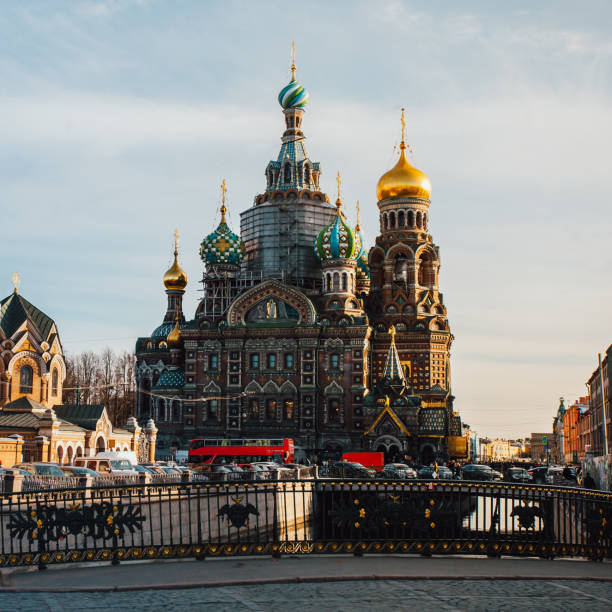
[356,249,370,279]
[278,79,309,109]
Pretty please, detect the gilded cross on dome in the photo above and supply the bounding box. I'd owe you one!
[216,237,231,253]
[335,171,343,211]
[173,228,179,253]
[400,107,406,151]
[355,200,361,231]
[220,179,227,223]
[11,272,20,294]
[291,41,296,80]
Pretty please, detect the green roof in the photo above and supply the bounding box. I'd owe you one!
[2,397,47,412]
[153,369,185,389]
[0,292,56,340]
[0,412,40,430]
[54,405,105,430]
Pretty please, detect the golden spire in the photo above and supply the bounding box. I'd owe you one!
[400,107,406,151]
[11,272,20,294]
[335,171,342,211]
[173,228,179,256]
[355,200,361,231]
[220,179,227,223]
[290,41,296,81]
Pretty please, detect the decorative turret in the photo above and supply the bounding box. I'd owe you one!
[200,180,245,267]
[315,173,358,296]
[354,201,370,293]
[162,229,186,324]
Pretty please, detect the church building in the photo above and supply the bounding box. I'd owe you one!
[135,54,463,463]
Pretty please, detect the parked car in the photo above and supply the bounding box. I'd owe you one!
[0,467,30,476]
[330,461,376,479]
[417,466,454,480]
[504,467,532,483]
[14,462,66,477]
[381,463,417,479]
[61,466,100,478]
[133,465,156,474]
[73,457,137,475]
[241,464,268,480]
[461,464,497,481]
[528,466,554,484]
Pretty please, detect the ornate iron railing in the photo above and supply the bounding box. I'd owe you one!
[0,478,609,568]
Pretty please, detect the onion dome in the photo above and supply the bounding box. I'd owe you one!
[314,172,358,261]
[167,320,181,345]
[163,229,188,291]
[376,109,431,201]
[199,180,245,265]
[278,43,309,109]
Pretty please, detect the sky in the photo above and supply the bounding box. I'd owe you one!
[1,0,611,438]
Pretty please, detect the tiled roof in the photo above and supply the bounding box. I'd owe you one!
[0,293,55,340]
[382,337,406,385]
[57,419,86,433]
[0,411,40,430]
[153,369,185,389]
[54,405,105,430]
[2,397,47,412]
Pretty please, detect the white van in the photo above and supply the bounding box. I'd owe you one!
[74,451,138,475]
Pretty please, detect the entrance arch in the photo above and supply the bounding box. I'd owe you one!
[372,435,403,463]
[96,436,106,453]
[57,445,64,465]
[420,443,435,465]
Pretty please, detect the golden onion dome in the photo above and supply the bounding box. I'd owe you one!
[376,148,431,201]
[376,108,431,201]
[163,229,188,291]
[167,320,181,345]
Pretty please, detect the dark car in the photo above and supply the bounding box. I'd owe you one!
[528,466,553,484]
[461,464,496,481]
[331,461,376,479]
[381,463,417,479]
[504,467,532,483]
[417,466,454,480]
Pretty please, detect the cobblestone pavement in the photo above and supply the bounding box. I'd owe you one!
[1,579,611,612]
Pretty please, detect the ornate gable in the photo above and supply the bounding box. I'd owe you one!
[226,280,316,326]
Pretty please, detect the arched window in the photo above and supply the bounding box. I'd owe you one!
[416,211,423,228]
[266,399,277,420]
[418,256,429,285]
[398,211,405,227]
[248,398,258,418]
[326,273,331,291]
[333,272,340,292]
[389,211,396,228]
[284,164,291,183]
[423,213,427,230]
[330,354,340,369]
[19,366,33,394]
[283,399,294,420]
[268,169,274,186]
[408,210,415,227]
[51,369,58,396]
[304,165,310,185]
[328,398,340,421]
[208,399,218,419]
[383,214,388,230]
[342,272,348,291]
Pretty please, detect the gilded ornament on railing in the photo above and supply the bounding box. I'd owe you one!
[7,501,145,543]
[510,503,545,530]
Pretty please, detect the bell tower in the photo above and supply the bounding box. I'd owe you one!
[369,109,453,399]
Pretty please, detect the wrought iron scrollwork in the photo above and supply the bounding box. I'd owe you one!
[7,501,145,543]
[510,503,545,530]
[329,493,462,537]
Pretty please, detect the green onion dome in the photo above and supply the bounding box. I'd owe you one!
[200,219,245,265]
[278,78,309,109]
[314,204,358,261]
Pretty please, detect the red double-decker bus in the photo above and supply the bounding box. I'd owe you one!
[188,438,294,466]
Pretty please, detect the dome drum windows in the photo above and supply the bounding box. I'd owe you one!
[19,365,33,394]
